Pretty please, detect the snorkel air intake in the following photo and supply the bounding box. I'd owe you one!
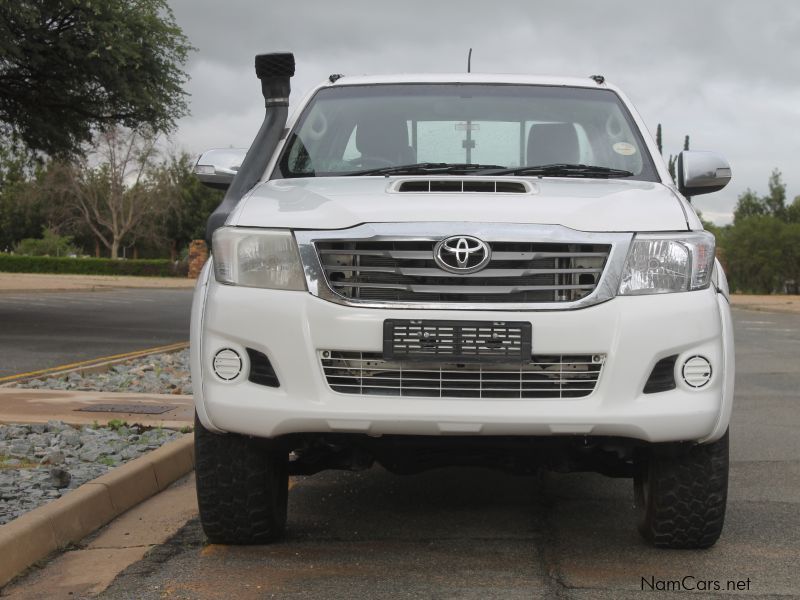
[205,52,295,242]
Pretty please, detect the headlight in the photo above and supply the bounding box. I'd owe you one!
[212,227,306,290]
[618,232,715,295]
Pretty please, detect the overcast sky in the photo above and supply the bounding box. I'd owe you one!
[167,0,800,224]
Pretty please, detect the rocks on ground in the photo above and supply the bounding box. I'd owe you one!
[15,349,192,395]
[0,420,183,525]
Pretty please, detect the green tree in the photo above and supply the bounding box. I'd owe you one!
[787,196,800,224]
[46,126,168,258]
[157,152,223,260]
[733,189,767,224]
[14,227,79,256]
[656,123,662,155]
[0,0,193,157]
[664,130,689,181]
[733,170,788,224]
[714,170,799,294]
[764,169,787,220]
[724,216,784,293]
[780,222,800,288]
[0,140,45,251]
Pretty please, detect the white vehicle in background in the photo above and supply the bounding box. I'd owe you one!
[191,53,734,549]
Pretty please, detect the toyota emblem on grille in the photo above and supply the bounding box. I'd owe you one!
[434,236,492,274]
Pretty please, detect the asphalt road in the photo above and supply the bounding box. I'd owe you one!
[90,308,799,598]
[0,289,193,378]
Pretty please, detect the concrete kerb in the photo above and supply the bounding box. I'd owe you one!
[0,273,196,294]
[0,433,195,589]
[0,341,189,387]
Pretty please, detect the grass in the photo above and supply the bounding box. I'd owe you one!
[107,419,129,431]
[0,454,40,470]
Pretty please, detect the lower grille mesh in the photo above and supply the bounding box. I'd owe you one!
[320,351,603,399]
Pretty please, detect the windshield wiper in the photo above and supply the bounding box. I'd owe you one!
[345,162,508,176]
[486,164,634,178]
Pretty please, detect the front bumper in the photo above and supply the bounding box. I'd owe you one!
[191,262,734,444]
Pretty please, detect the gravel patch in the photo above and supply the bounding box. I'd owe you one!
[15,349,192,395]
[0,421,184,525]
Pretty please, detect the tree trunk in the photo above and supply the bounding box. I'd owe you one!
[111,239,120,259]
[94,238,101,258]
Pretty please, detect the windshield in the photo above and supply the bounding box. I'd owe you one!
[275,83,658,181]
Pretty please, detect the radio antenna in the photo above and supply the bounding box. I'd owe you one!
[467,48,472,73]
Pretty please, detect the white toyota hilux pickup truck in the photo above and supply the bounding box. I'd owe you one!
[191,53,734,549]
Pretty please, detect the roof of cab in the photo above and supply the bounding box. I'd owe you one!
[323,72,617,91]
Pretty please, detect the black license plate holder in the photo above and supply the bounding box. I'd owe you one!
[383,319,532,363]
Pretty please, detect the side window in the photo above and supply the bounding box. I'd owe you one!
[574,124,596,165]
[286,134,313,174]
[415,121,521,165]
[342,126,359,161]
[471,121,521,167]
[416,121,465,163]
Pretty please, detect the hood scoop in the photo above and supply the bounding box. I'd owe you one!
[393,179,531,194]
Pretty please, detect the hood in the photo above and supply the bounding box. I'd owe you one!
[229,177,690,232]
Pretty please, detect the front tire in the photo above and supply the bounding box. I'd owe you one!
[194,414,288,544]
[634,430,729,549]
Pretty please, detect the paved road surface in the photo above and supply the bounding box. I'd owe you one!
[91,307,800,599]
[0,289,193,378]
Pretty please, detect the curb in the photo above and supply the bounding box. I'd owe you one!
[730,303,800,315]
[0,342,189,386]
[0,433,195,588]
[0,274,197,294]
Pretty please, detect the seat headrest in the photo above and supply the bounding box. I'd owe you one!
[527,123,579,166]
[355,114,410,160]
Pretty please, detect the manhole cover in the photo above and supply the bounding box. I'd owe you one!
[75,404,177,415]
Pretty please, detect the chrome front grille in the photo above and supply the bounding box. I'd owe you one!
[294,223,632,310]
[320,351,604,399]
[315,240,610,304]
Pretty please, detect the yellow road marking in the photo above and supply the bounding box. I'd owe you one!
[200,544,227,557]
[0,341,189,383]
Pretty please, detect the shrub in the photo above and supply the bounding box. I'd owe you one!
[0,253,180,277]
[13,227,80,257]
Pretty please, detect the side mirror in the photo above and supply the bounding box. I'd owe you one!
[194,148,248,190]
[677,151,732,197]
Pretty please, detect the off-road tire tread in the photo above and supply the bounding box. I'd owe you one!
[194,414,288,544]
[636,430,729,549]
